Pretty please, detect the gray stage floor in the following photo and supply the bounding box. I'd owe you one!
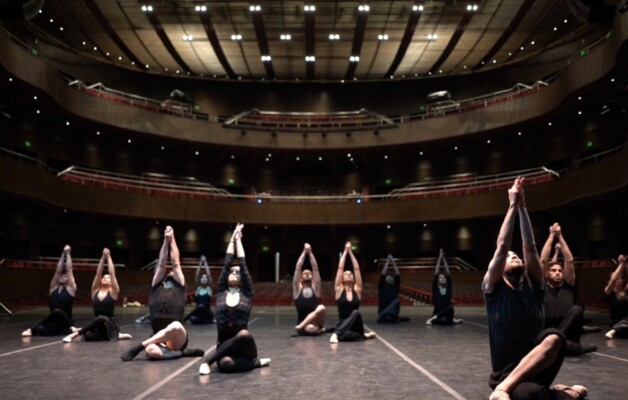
[0,304,625,400]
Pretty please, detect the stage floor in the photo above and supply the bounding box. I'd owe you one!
[0,304,625,400]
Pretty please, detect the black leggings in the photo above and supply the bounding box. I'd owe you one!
[31,309,73,336]
[431,305,455,325]
[611,318,628,338]
[78,315,119,341]
[335,309,365,341]
[203,330,259,373]
[184,305,214,325]
[489,328,566,400]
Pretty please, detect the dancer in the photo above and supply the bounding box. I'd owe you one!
[427,248,462,325]
[291,243,327,336]
[541,223,596,355]
[63,248,131,342]
[22,245,77,337]
[183,255,215,324]
[329,241,376,343]
[198,223,270,374]
[120,226,203,361]
[377,254,409,323]
[604,254,628,339]
[483,177,587,400]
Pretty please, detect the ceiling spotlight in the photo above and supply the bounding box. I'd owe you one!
[249,4,261,12]
[194,5,207,12]
[427,33,438,41]
[141,5,153,12]
[349,55,360,62]
[280,34,292,40]
[358,4,370,12]
[182,34,193,41]
[231,34,242,41]
[466,4,479,12]
[329,33,340,40]
[412,4,424,12]
[261,55,272,62]
[305,55,315,62]
[304,4,316,12]
[377,34,389,40]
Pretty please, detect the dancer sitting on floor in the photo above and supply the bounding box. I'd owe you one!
[291,242,327,337]
[120,226,203,361]
[483,177,587,400]
[604,254,628,339]
[183,255,215,325]
[541,223,596,356]
[377,253,409,323]
[63,248,132,342]
[22,245,77,337]
[329,241,376,343]
[427,248,462,325]
[199,223,270,375]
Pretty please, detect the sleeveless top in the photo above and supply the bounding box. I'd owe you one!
[337,288,360,321]
[92,291,116,318]
[295,287,320,323]
[49,286,74,322]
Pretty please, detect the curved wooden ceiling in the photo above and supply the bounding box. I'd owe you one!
[14,0,618,81]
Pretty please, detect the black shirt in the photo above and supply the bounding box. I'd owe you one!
[149,279,187,333]
[544,281,575,327]
[378,274,400,313]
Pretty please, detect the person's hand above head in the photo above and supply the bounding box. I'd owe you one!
[304,243,311,253]
[201,255,207,262]
[164,226,173,240]
[387,253,394,260]
[345,241,352,251]
[552,223,561,237]
[619,254,626,264]
[64,244,71,253]
[103,248,110,257]
[555,243,561,251]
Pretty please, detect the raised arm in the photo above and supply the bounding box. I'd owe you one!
[203,256,212,287]
[106,248,120,300]
[168,228,185,286]
[482,181,519,293]
[91,248,106,296]
[540,224,558,275]
[151,227,171,287]
[293,244,307,298]
[306,243,322,296]
[389,254,400,276]
[64,245,77,296]
[348,244,363,298]
[554,224,576,287]
[195,255,209,286]
[605,255,626,295]
[217,224,242,292]
[381,255,391,276]
[434,248,444,275]
[234,226,253,297]
[335,244,349,295]
[517,178,542,286]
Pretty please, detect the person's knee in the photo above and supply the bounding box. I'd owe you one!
[541,333,564,351]
[166,321,185,333]
[145,344,161,358]
[570,304,584,316]
[218,357,235,371]
[315,304,326,313]
[236,329,251,338]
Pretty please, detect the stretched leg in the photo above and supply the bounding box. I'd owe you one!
[491,330,573,400]
[64,316,107,342]
[295,305,327,335]
[199,330,270,374]
[29,309,74,336]
[121,321,201,361]
[377,299,400,322]
[333,310,369,342]
[560,306,596,355]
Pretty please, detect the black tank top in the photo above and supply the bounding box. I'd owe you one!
[337,288,360,321]
[295,287,320,323]
[50,286,74,321]
[92,291,115,318]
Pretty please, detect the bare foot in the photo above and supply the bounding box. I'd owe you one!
[489,389,510,400]
[553,384,588,399]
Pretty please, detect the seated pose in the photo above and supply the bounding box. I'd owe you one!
[199,223,270,375]
[329,241,376,343]
[63,248,132,342]
[291,243,327,336]
[183,255,215,325]
[22,245,77,337]
[541,223,595,356]
[377,254,409,323]
[427,248,462,325]
[121,226,203,361]
[483,178,586,400]
[604,254,628,339]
